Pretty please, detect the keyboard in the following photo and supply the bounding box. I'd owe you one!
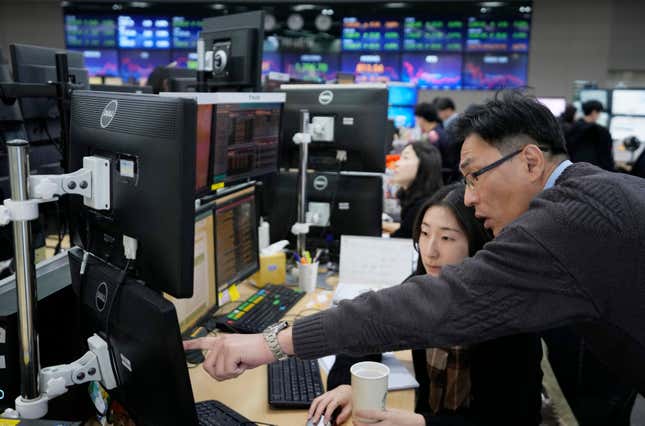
[215,284,305,333]
[196,400,255,426]
[268,357,325,408]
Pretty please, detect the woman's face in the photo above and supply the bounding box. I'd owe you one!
[392,145,420,189]
[418,206,469,277]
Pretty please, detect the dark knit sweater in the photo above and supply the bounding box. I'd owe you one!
[293,163,645,394]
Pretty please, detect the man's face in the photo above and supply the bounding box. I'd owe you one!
[438,108,453,122]
[459,134,538,236]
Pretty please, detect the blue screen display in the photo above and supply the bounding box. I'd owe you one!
[262,52,282,76]
[462,53,527,89]
[341,53,400,82]
[118,16,171,49]
[388,106,415,128]
[401,53,462,89]
[283,53,339,82]
[172,16,202,50]
[65,15,117,48]
[342,17,402,51]
[388,84,417,106]
[70,49,119,77]
[119,49,170,84]
[171,50,198,69]
[403,17,464,52]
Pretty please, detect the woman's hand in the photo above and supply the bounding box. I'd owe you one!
[308,384,353,425]
[352,408,425,426]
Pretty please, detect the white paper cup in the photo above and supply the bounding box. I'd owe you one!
[351,361,389,423]
[298,262,318,293]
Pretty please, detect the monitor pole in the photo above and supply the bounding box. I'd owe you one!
[6,140,40,401]
[292,110,312,257]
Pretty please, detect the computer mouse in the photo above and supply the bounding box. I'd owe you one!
[305,417,330,426]
[184,349,205,365]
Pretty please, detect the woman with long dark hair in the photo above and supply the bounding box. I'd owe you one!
[385,141,443,238]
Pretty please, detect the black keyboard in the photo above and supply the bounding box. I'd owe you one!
[215,285,305,333]
[196,400,255,426]
[268,357,325,408]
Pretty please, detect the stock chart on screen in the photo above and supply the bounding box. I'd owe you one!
[462,53,527,89]
[342,17,402,51]
[403,17,464,52]
[341,53,400,82]
[71,49,119,76]
[283,53,339,82]
[65,15,117,48]
[119,49,170,83]
[172,16,202,50]
[118,16,171,49]
[171,50,198,69]
[262,52,282,76]
[401,53,462,89]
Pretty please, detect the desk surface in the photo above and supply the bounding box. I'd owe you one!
[189,279,415,426]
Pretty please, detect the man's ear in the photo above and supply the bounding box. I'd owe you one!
[523,145,545,182]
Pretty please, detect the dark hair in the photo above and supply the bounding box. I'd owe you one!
[452,90,568,156]
[412,183,492,274]
[559,103,577,124]
[397,142,444,210]
[414,102,440,123]
[146,66,170,94]
[582,100,604,116]
[434,97,456,112]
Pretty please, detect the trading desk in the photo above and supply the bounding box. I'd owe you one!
[189,280,415,426]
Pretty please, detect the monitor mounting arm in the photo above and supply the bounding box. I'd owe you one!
[0,139,112,420]
[291,110,313,257]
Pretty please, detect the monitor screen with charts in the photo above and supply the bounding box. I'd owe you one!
[166,207,218,333]
[611,89,645,116]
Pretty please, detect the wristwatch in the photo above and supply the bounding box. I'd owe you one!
[262,321,290,361]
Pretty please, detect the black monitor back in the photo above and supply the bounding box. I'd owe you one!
[10,44,89,143]
[69,90,197,298]
[201,11,263,90]
[267,171,382,257]
[68,248,198,426]
[279,84,388,173]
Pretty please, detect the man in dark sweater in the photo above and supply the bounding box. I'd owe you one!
[185,92,645,401]
[565,99,614,171]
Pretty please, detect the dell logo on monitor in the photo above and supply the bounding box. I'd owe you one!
[318,90,333,105]
[100,100,118,129]
[313,175,329,191]
[96,282,108,312]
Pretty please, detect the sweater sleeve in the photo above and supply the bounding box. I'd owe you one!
[293,223,600,359]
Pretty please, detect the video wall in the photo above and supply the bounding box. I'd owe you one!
[64,7,531,89]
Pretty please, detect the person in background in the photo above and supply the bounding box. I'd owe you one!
[382,142,443,238]
[434,97,459,131]
[564,100,614,170]
[414,103,459,183]
[309,184,543,426]
[558,103,577,134]
[146,66,170,94]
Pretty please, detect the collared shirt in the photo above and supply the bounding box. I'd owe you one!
[544,160,573,190]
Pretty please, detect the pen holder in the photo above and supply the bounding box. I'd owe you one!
[298,262,319,293]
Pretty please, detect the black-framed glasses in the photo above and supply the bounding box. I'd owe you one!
[463,148,523,190]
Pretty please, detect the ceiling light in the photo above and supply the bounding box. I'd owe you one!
[293,4,317,12]
[385,2,407,8]
[210,3,226,10]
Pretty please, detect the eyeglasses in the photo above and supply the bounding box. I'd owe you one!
[463,148,523,190]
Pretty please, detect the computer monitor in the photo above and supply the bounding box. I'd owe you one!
[199,11,264,90]
[160,91,285,186]
[609,115,645,141]
[262,51,282,77]
[212,184,259,292]
[279,83,388,173]
[171,50,199,69]
[166,205,218,333]
[70,49,119,77]
[388,105,415,128]
[119,49,171,85]
[580,88,610,112]
[89,84,153,94]
[68,247,199,425]
[10,43,89,144]
[282,53,339,83]
[0,55,25,136]
[537,97,566,117]
[387,82,417,106]
[400,53,462,89]
[69,90,197,298]
[267,171,382,258]
[611,89,645,116]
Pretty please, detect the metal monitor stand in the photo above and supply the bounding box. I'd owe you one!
[291,110,312,257]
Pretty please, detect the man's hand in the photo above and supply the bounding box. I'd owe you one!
[183,333,275,380]
[352,408,425,426]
